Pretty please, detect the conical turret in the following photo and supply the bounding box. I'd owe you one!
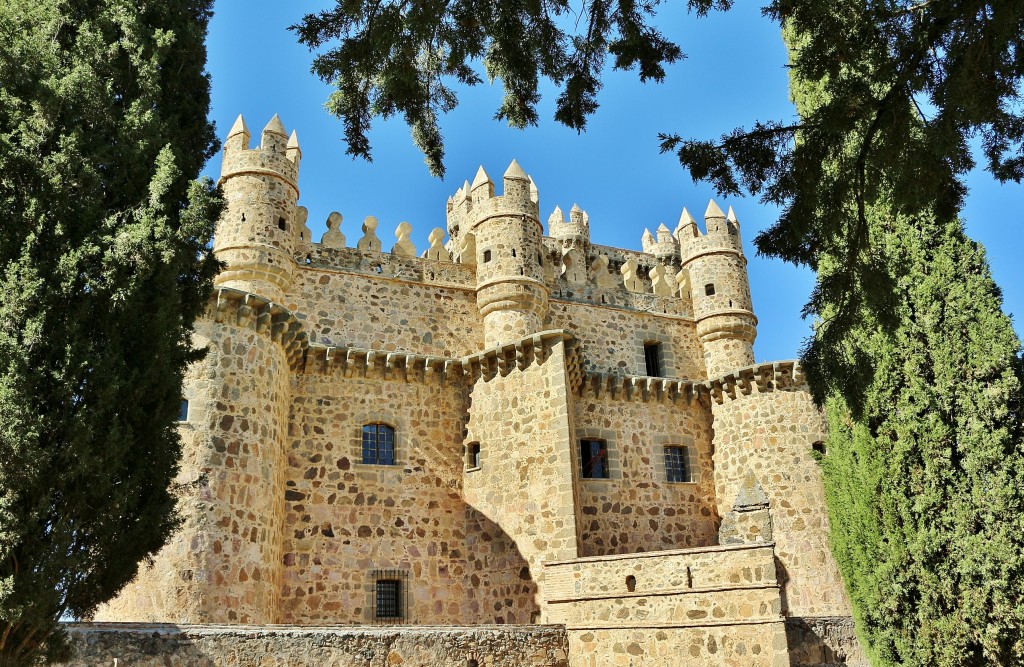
[678,199,755,377]
[215,113,303,303]
[451,161,548,346]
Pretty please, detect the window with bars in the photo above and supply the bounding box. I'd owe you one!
[372,569,409,622]
[664,446,692,483]
[644,342,663,377]
[375,579,401,619]
[579,439,609,479]
[362,424,396,465]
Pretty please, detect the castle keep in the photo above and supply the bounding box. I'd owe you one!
[87,115,864,666]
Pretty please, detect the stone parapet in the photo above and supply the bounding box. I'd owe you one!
[210,287,309,370]
[543,544,790,667]
[57,623,570,667]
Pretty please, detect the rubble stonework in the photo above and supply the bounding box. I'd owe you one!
[80,115,867,667]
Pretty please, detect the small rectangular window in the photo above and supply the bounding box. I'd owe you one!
[178,399,189,422]
[665,446,691,483]
[375,579,402,619]
[644,343,663,377]
[704,283,716,296]
[362,424,395,465]
[466,442,481,469]
[580,439,609,479]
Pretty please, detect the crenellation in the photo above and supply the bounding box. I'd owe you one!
[87,115,864,667]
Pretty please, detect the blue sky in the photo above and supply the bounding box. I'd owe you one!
[203,1,1023,364]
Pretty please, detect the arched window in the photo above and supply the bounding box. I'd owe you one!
[362,423,396,465]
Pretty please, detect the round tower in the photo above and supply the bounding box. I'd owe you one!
[456,161,549,347]
[679,201,757,378]
[215,114,302,303]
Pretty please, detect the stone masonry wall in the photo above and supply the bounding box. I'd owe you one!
[280,370,535,625]
[710,383,851,620]
[547,301,705,379]
[58,623,570,667]
[463,340,580,619]
[543,545,790,667]
[99,313,290,624]
[288,263,482,357]
[572,395,718,556]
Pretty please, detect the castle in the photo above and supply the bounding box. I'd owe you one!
[82,115,865,666]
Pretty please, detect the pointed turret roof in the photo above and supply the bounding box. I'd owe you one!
[263,113,287,136]
[287,130,300,149]
[727,206,739,223]
[471,166,491,189]
[704,199,726,220]
[657,223,671,234]
[227,114,249,138]
[504,159,528,180]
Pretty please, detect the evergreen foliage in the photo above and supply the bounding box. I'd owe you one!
[818,214,1024,665]
[0,2,221,663]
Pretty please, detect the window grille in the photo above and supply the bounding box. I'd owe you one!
[644,343,663,377]
[362,424,396,465]
[664,446,691,483]
[579,439,609,479]
[372,569,409,622]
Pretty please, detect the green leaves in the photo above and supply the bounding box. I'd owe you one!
[294,0,699,176]
[0,1,221,663]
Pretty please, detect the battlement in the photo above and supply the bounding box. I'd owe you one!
[220,114,300,192]
[548,204,591,246]
[446,161,541,238]
[677,200,744,265]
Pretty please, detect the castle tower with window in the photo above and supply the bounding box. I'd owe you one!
[89,117,865,667]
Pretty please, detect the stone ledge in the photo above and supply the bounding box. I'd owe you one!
[545,582,780,604]
[543,541,776,567]
[563,617,786,631]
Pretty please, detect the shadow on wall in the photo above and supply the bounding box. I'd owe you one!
[785,617,870,667]
[463,505,540,624]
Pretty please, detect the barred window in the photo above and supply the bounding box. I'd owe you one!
[375,579,401,619]
[362,424,396,465]
[580,439,609,479]
[664,446,692,483]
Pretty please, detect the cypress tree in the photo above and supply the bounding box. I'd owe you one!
[784,22,1024,667]
[0,2,221,663]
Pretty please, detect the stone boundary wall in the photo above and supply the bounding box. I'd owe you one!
[58,623,570,667]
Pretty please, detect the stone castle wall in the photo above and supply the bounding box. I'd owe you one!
[463,338,581,619]
[58,623,570,667]
[99,298,293,624]
[543,544,790,667]
[709,369,851,620]
[572,394,718,556]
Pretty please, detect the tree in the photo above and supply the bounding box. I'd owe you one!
[816,214,1024,665]
[0,2,221,663]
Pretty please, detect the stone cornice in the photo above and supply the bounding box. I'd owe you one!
[209,287,309,370]
[301,330,583,392]
[576,360,807,406]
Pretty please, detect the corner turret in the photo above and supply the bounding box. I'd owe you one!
[215,114,302,303]
[679,200,756,377]
[452,160,549,346]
